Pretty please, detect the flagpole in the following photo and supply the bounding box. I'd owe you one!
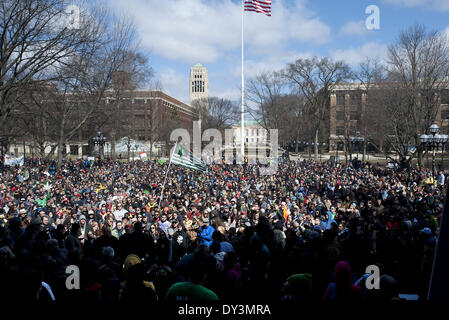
[240,0,245,163]
[158,141,177,208]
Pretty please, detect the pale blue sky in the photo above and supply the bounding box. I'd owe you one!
[107,0,449,104]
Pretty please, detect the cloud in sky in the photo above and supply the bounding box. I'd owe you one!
[331,42,389,66]
[107,0,331,63]
[383,0,449,10]
[340,20,372,36]
[158,68,189,104]
[241,51,314,79]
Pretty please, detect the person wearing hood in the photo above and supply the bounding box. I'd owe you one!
[323,260,363,301]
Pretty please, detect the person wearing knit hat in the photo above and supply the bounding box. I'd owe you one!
[120,254,157,301]
[282,273,313,301]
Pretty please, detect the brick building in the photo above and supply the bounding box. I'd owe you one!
[328,83,449,152]
[6,89,197,158]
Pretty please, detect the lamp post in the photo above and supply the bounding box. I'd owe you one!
[92,131,106,160]
[420,124,447,179]
[331,143,339,163]
[336,142,339,161]
[133,144,139,161]
[349,132,365,160]
[0,136,4,170]
[126,137,131,163]
[441,135,448,170]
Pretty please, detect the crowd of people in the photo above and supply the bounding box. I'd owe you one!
[0,157,445,302]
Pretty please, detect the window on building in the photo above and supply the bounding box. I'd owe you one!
[441,90,449,105]
[336,94,345,106]
[134,115,145,127]
[70,145,79,156]
[336,126,345,136]
[350,111,360,121]
[336,111,344,121]
[442,125,449,134]
[337,142,344,151]
[136,130,145,141]
[82,131,91,140]
[351,93,362,106]
[441,109,449,120]
[82,145,89,156]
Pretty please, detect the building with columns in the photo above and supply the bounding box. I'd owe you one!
[230,120,268,149]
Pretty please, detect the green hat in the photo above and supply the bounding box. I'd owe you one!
[287,273,313,294]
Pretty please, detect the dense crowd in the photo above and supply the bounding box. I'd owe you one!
[0,157,445,302]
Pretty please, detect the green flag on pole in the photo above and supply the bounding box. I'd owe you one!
[171,145,206,171]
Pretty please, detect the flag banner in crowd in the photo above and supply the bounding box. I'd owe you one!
[171,145,206,171]
[139,152,148,161]
[43,182,52,191]
[4,154,24,166]
[158,158,166,165]
[244,0,272,16]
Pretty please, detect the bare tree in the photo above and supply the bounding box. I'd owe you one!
[283,57,351,161]
[0,0,91,129]
[384,24,449,167]
[192,96,239,132]
[246,71,286,132]
[15,5,142,167]
[104,51,154,159]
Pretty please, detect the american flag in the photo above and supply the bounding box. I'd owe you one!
[244,0,272,16]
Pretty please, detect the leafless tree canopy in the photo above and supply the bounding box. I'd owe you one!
[192,96,239,132]
[282,57,351,160]
[245,24,449,165]
[1,0,149,166]
[383,24,449,164]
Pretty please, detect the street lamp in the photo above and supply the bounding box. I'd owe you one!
[420,124,447,178]
[331,143,339,163]
[0,136,4,170]
[349,132,365,160]
[439,134,449,169]
[92,131,106,160]
[126,137,131,162]
[132,144,139,161]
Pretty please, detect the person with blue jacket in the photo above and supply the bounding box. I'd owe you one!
[198,218,215,246]
[323,206,337,230]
